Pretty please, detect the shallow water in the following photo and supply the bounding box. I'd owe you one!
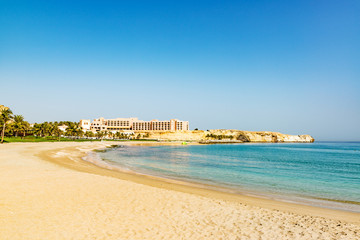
[97,142,360,212]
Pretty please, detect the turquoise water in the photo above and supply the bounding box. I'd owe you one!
[97,142,360,212]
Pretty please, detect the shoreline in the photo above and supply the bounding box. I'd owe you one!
[1,142,359,239]
[87,144,360,213]
[37,142,360,224]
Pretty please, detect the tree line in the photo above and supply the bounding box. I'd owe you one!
[0,106,133,143]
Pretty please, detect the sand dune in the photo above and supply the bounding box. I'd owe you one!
[0,142,359,239]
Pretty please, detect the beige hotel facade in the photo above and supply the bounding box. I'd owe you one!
[80,117,189,133]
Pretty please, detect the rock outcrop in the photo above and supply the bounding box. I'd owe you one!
[137,129,314,143]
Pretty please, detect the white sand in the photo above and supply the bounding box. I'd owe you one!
[0,142,359,239]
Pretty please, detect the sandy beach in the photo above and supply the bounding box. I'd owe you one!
[0,142,359,239]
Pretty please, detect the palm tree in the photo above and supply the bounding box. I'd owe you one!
[21,121,30,138]
[96,131,105,140]
[32,123,43,137]
[48,122,62,138]
[103,130,109,139]
[53,127,62,141]
[76,128,84,138]
[65,123,82,139]
[115,131,121,139]
[65,125,76,138]
[84,131,94,138]
[12,115,24,137]
[1,108,14,143]
[41,122,52,137]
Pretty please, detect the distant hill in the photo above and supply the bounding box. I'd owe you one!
[136,129,315,143]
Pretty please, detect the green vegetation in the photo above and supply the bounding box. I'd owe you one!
[1,108,14,143]
[205,132,250,142]
[0,105,156,143]
[205,133,234,140]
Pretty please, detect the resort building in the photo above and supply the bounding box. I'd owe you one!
[90,117,108,132]
[79,120,91,131]
[133,119,181,131]
[79,117,189,133]
[57,124,68,132]
[106,117,139,131]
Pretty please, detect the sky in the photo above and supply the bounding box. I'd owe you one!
[1,0,359,141]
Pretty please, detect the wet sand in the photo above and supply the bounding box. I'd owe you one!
[0,142,359,239]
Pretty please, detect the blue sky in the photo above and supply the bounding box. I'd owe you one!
[1,0,359,140]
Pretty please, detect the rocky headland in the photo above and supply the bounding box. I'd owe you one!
[136,129,315,143]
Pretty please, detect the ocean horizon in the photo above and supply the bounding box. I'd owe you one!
[93,141,360,212]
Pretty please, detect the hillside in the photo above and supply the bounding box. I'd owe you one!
[136,129,314,143]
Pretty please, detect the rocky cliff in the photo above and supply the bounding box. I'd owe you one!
[137,129,314,143]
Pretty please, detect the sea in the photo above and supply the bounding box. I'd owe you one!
[92,142,360,212]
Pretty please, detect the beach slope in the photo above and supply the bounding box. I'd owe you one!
[0,142,359,239]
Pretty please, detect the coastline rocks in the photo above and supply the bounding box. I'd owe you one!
[139,129,315,143]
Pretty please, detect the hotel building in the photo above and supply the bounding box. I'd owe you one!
[80,117,189,132]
